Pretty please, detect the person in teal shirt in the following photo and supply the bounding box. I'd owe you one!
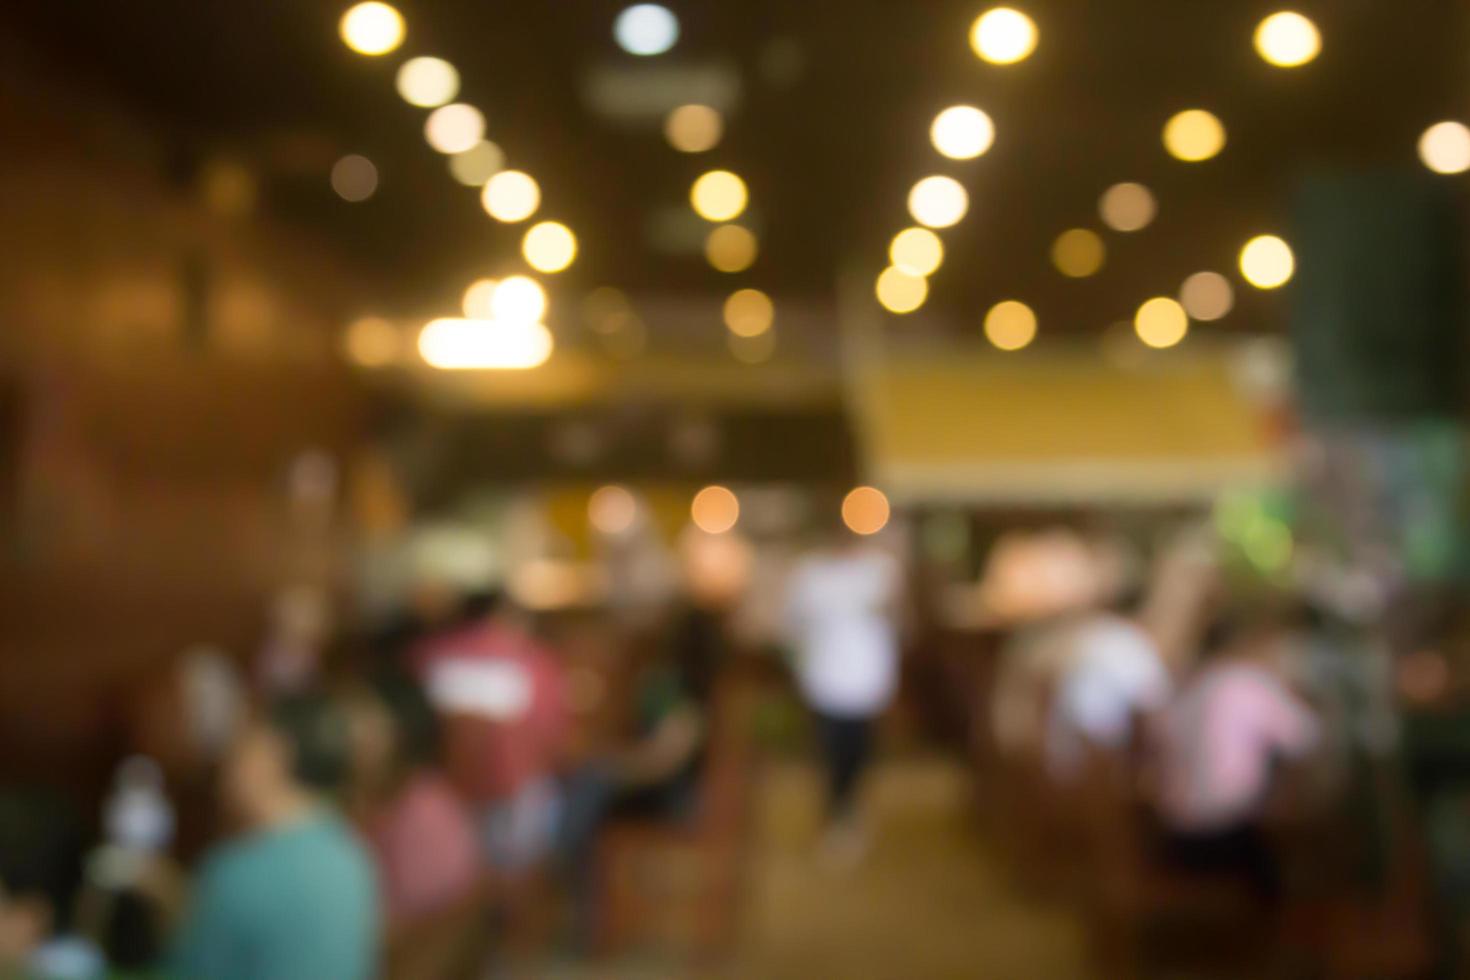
[172,693,379,980]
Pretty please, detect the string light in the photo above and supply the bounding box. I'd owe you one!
[1098,182,1156,232]
[1179,272,1234,321]
[1419,122,1470,175]
[907,176,968,229]
[1134,297,1189,348]
[723,288,775,337]
[1163,109,1226,162]
[665,104,724,153]
[1050,229,1105,278]
[339,2,405,56]
[424,104,485,154]
[706,225,759,273]
[1239,235,1295,289]
[984,300,1037,351]
[482,170,541,222]
[1254,11,1321,68]
[691,486,740,534]
[931,106,995,160]
[876,267,928,314]
[889,228,944,277]
[842,487,891,536]
[522,221,578,273]
[396,57,459,107]
[691,170,749,222]
[970,7,1038,65]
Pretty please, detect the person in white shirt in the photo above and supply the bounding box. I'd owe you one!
[785,532,903,857]
[1045,601,1172,781]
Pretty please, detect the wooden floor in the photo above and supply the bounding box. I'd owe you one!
[521,753,1092,979]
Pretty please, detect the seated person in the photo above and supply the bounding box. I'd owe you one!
[0,790,104,980]
[1152,603,1321,898]
[412,590,569,878]
[1045,588,1171,781]
[341,670,480,931]
[171,693,380,980]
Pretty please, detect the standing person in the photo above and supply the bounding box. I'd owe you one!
[785,527,903,865]
[412,590,570,878]
[172,693,379,980]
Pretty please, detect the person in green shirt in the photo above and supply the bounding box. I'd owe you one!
[172,693,379,980]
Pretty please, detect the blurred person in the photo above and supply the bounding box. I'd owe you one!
[785,526,903,865]
[1153,604,1322,899]
[256,586,333,696]
[412,590,570,878]
[1044,583,1171,781]
[340,669,480,930]
[172,693,379,980]
[555,601,725,946]
[0,790,104,980]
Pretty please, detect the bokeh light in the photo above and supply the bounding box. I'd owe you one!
[339,2,405,56]
[889,227,944,277]
[691,170,749,222]
[491,275,548,323]
[970,7,1038,65]
[462,278,498,319]
[424,104,485,154]
[907,175,969,229]
[330,154,378,202]
[418,318,553,370]
[1179,271,1234,321]
[1254,12,1321,68]
[1098,182,1156,232]
[728,330,776,365]
[614,4,680,56]
[522,221,578,273]
[984,300,1037,351]
[706,225,759,273]
[1419,121,1470,175]
[1163,109,1226,162]
[691,485,740,534]
[1134,297,1189,349]
[448,141,505,187]
[395,56,459,107]
[588,485,638,536]
[931,106,995,160]
[875,266,929,314]
[723,288,775,337]
[842,487,891,536]
[1238,235,1295,289]
[665,104,723,153]
[481,170,541,222]
[341,316,400,368]
[1050,228,1106,278]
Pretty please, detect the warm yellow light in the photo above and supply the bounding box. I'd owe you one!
[1163,109,1226,162]
[1179,271,1234,321]
[417,318,554,370]
[665,104,723,153]
[931,105,995,160]
[984,300,1037,351]
[339,2,405,55]
[889,227,944,277]
[424,103,485,154]
[970,7,1038,65]
[342,316,400,368]
[1098,182,1156,232]
[728,330,776,364]
[723,288,775,337]
[1238,235,1295,289]
[875,266,929,314]
[448,141,505,187]
[461,278,498,318]
[1419,121,1470,175]
[691,485,740,534]
[481,170,541,222]
[522,221,578,273]
[395,56,460,107]
[842,487,891,536]
[706,225,758,273]
[491,275,548,323]
[1050,228,1106,278]
[589,485,638,535]
[1254,12,1321,68]
[330,154,378,202]
[691,170,748,222]
[1134,297,1189,349]
[907,175,968,229]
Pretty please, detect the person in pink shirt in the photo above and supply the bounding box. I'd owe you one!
[411,591,570,878]
[342,671,480,930]
[1154,603,1322,897]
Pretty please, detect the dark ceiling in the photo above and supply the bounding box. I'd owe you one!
[7,0,1466,338]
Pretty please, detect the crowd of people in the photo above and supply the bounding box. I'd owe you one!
[0,513,912,980]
